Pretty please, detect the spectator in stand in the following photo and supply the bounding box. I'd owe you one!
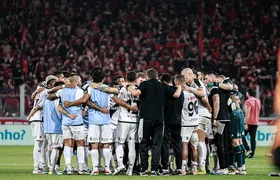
[0,0,279,117]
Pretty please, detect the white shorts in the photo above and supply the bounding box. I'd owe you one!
[62,125,84,140]
[116,122,138,143]
[181,126,198,143]
[87,124,113,143]
[30,122,45,141]
[46,134,63,148]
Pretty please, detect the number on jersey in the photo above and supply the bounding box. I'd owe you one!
[188,99,198,117]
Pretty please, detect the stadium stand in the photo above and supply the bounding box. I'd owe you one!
[0,0,279,116]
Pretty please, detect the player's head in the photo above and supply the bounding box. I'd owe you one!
[45,75,58,89]
[92,68,105,83]
[181,68,194,84]
[116,75,125,85]
[146,68,158,80]
[126,71,137,83]
[161,74,172,85]
[196,70,204,81]
[246,88,256,98]
[174,74,185,86]
[52,70,64,83]
[204,71,218,85]
[68,74,82,86]
[62,71,71,84]
[193,69,198,79]
[136,72,146,86]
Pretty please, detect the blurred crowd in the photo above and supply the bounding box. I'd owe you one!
[0,0,279,116]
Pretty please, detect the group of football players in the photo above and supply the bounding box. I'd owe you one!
[27,67,247,176]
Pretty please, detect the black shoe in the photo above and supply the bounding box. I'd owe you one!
[150,171,158,176]
[248,154,255,159]
[140,170,149,176]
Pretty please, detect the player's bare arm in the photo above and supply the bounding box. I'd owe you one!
[27,105,41,121]
[212,94,220,125]
[57,105,77,120]
[90,83,119,95]
[31,87,45,101]
[189,87,206,98]
[127,86,141,96]
[48,83,76,94]
[218,82,234,91]
[86,100,109,114]
[173,85,182,98]
[47,93,59,100]
[112,95,138,112]
[64,93,90,108]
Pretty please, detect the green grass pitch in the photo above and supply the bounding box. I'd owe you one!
[0,146,277,180]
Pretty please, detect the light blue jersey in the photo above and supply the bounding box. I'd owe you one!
[88,86,112,125]
[57,87,84,126]
[42,97,62,134]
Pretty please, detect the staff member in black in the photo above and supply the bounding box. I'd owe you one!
[205,72,231,175]
[160,74,184,175]
[127,68,181,176]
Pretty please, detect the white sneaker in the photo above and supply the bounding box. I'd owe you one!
[126,168,133,176]
[113,165,125,175]
[90,169,99,176]
[33,169,44,174]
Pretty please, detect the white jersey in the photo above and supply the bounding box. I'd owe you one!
[117,86,139,123]
[29,88,48,122]
[190,79,211,118]
[181,90,199,126]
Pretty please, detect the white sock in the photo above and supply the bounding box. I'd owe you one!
[77,147,85,171]
[182,160,187,170]
[41,140,48,169]
[91,149,99,170]
[116,143,124,167]
[64,146,72,170]
[50,149,58,171]
[128,142,136,169]
[46,146,52,168]
[198,142,206,170]
[84,146,89,169]
[33,141,42,170]
[103,148,112,170]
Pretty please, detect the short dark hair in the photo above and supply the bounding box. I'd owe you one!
[52,70,63,76]
[161,74,172,84]
[92,68,105,83]
[146,68,158,79]
[247,88,256,97]
[62,71,71,78]
[116,75,124,80]
[126,71,136,82]
[91,67,103,78]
